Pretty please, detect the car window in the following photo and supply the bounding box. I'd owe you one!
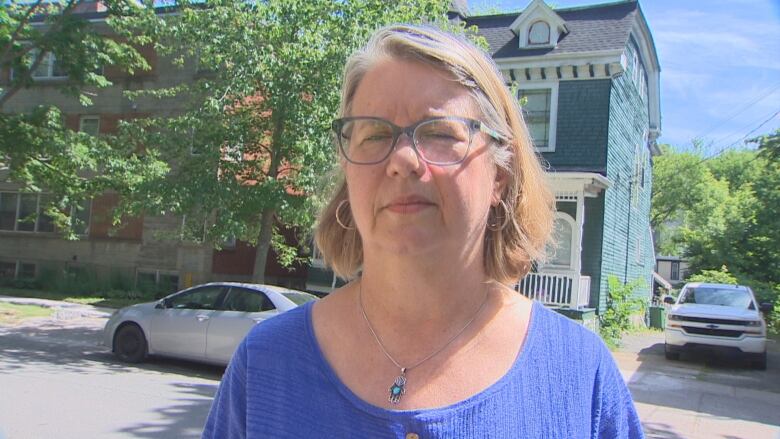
[679,287,752,308]
[281,291,318,305]
[221,288,275,312]
[168,286,224,310]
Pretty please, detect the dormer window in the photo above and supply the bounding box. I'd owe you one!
[510,0,567,49]
[528,21,550,45]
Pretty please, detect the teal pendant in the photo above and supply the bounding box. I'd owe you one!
[388,369,407,404]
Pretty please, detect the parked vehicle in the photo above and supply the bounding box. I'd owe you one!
[103,282,318,366]
[664,282,770,370]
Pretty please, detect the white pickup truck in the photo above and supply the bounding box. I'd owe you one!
[664,282,771,370]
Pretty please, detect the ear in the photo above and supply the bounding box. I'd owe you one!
[491,168,509,206]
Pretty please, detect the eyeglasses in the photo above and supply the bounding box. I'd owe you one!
[332,116,505,166]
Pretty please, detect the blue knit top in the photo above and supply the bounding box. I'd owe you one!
[203,300,644,438]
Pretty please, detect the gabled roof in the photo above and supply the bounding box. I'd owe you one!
[464,1,639,58]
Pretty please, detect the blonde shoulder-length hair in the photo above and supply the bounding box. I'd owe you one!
[315,24,554,284]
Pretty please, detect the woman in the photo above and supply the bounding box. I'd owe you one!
[204,24,643,438]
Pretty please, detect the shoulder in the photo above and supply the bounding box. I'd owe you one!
[528,303,608,364]
[242,302,312,359]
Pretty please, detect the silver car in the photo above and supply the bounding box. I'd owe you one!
[103,282,318,365]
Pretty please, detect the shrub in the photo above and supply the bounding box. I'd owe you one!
[685,265,738,284]
[599,275,648,347]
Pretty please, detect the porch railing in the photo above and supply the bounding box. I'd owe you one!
[515,272,591,308]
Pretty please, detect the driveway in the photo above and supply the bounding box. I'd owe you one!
[0,311,222,439]
[615,330,780,439]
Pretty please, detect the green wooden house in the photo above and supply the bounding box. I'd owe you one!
[308,0,661,326]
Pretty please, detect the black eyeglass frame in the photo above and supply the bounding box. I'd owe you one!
[331,116,506,166]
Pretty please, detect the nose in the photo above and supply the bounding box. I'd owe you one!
[386,132,424,178]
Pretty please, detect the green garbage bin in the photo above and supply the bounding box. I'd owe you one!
[649,306,666,329]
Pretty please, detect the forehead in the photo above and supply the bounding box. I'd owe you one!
[350,58,478,121]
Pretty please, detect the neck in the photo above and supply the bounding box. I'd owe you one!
[358,243,494,338]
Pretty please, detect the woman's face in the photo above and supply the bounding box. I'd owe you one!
[344,58,505,259]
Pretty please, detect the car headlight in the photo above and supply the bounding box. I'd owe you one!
[745,320,762,327]
[668,314,682,321]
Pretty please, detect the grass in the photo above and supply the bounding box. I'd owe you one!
[0,302,53,325]
[0,286,149,309]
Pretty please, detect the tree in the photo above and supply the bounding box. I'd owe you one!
[1,0,153,235]
[111,0,460,282]
[1,0,150,106]
[653,142,780,288]
[750,128,780,162]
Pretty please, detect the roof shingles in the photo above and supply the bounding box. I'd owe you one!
[464,1,639,59]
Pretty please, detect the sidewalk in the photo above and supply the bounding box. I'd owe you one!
[614,331,780,439]
[0,295,113,319]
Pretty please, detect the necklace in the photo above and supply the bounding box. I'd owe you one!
[358,282,489,404]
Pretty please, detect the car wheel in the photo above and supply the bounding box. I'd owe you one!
[114,324,148,363]
[664,344,680,361]
[751,352,767,371]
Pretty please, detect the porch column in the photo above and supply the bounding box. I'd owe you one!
[571,189,585,308]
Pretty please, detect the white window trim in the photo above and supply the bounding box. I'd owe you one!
[518,81,558,153]
[79,116,101,136]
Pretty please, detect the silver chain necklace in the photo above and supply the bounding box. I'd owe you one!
[358,282,489,404]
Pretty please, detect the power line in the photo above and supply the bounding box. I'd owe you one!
[690,81,780,147]
[706,106,780,151]
[700,108,780,163]
[653,109,780,200]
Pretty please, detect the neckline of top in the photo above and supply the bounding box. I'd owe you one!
[301,298,541,420]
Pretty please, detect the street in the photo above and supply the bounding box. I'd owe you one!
[1,306,779,438]
[0,313,222,439]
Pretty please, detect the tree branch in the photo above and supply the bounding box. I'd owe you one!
[0,0,46,65]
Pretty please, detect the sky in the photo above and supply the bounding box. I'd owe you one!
[468,0,780,155]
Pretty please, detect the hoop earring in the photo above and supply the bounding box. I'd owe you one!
[487,199,511,232]
[335,199,355,230]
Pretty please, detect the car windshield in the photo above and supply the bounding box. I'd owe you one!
[281,292,318,305]
[679,287,753,308]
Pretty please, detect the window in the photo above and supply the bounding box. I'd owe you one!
[671,261,680,281]
[36,194,56,233]
[168,286,224,310]
[221,287,275,313]
[17,193,38,232]
[31,50,67,79]
[518,87,557,151]
[18,262,36,279]
[546,213,575,268]
[0,192,90,234]
[137,269,180,294]
[528,21,551,45]
[0,261,16,280]
[79,116,101,136]
[0,192,18,230]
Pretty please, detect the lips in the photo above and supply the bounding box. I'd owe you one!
[383,195,435,214]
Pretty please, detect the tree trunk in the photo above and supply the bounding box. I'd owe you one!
[251,206,276,283]
[250,109,285,283]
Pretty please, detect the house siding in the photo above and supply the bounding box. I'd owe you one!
[542,79,611,172]
[599,66,654,314]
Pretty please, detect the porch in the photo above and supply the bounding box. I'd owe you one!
[514,172,610,310]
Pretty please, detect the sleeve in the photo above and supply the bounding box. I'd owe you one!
[591,345,644,439]
[202,339,248,439]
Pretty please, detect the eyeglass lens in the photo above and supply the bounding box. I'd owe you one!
[338,118,471,165]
